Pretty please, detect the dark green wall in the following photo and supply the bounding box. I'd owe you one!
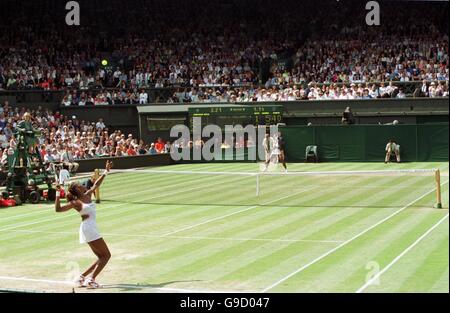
[282,123,449,162]
[76,154,174,172]
[61,106,140,137]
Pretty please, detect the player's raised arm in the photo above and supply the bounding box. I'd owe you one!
[87,161,113,196]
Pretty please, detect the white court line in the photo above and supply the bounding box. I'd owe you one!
[0,174,246,233]
[160,185,318,237]
[0,276,246,293]
[261,179,449,293]
[0,276,73,286]
[8,229,343,244]
[356,213,449,293]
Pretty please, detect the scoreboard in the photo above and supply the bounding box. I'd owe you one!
[188,105,283,129]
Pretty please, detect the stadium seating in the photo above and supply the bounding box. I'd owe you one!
[0,0,448,100]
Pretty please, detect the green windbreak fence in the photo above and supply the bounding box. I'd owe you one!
[281,123,449,162]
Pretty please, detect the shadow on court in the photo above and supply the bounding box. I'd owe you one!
[101,280,202,292]
[100,199,432,209]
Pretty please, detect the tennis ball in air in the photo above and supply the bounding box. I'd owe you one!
[101,59,108,66]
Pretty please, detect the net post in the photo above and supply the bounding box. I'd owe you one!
[256,173,260,197]
[435,169,442,209]
[94,169,101,204]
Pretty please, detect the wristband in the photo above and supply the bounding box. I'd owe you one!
[103,171,108,176]
[56,191,61,197]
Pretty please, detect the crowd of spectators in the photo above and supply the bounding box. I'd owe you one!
[0,101,170,171]
[0,0,448,103]
[60,78,449,106]
[167,80,449,103]
[61,89,150,106]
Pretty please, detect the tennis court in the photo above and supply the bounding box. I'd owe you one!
[0,162,448,293]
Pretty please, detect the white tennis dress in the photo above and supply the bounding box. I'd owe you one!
[79,202,102,244]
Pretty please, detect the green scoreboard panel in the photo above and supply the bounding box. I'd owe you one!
[188,105,283,129]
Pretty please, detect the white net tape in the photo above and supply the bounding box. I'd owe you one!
[109,168,437,176]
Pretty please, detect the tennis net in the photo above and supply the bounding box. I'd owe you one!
[98,168,444,209]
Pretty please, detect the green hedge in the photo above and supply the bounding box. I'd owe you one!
[282,123,449,162]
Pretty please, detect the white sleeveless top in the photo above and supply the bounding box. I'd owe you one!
[79,202,97,220]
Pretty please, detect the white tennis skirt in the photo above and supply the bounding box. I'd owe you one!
[79,220,102,244]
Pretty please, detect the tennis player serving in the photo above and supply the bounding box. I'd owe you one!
[55,160,113,289]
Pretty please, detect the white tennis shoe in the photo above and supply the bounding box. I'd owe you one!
[84,277,101,289]
[75,275,85,288]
